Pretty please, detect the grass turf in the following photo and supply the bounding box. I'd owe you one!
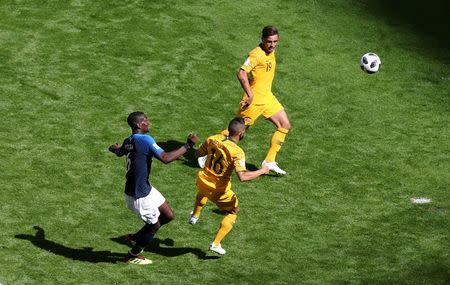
[0,0,448,284]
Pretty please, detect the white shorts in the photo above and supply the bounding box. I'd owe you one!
[125,187,166,225]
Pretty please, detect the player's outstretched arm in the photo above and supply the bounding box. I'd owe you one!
[156,133,199,164]
[236,164,269,182]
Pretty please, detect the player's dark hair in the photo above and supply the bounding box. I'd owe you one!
[228,117,246,136]
[262,26,278,39]
[127,111,145,130]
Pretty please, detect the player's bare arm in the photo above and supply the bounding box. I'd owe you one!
[237,68,254,110]
[157,133,199,164]
[236,164,269,182]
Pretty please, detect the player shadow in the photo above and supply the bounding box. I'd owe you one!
[245,162,258,171]
[111,235,219,260]
[212,209,228,216]
[157,140,198,168]
[15,226,124,263]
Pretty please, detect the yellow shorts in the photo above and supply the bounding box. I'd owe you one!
[236,94,284,126]
[196,178,239,212]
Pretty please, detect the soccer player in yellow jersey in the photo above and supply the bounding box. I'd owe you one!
[190,117,269,255]
[237,25,291,174]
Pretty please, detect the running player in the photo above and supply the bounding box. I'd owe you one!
[109,111,198,264]
[189,117,269,255]
[198,26,290,174]
[236,25,291,174]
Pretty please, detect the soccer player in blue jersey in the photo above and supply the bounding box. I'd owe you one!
[109,111,198,265]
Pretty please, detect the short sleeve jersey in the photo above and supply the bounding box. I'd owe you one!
[196,134,246,191]
[240,44,276,104]
[117,134,164,198]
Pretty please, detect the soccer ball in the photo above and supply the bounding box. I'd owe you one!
[360,53,381,74]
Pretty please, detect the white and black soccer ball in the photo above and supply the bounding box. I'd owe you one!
[360,53,381,74]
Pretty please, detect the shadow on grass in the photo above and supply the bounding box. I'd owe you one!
[111,235,219,260]
[157,140,198,168]
[212,209,227,216]
[245,162,258,171]
[365,0,449,50]
[15,226,124,263]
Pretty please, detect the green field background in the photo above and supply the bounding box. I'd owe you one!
[0,0,448,284]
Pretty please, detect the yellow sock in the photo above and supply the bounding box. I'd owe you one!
[193,195,208,217]
[264,128,289,162]
[213,213,237,246]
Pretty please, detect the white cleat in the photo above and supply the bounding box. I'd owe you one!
[209,242,226,255]
[189,212,199,225]
[262,161,286,175]
[198,155,207,168]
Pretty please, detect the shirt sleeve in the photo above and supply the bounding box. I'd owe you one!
[116,139,128,157]
[233,149,246,172]
[143,135,164,157]
[240,50,260,73]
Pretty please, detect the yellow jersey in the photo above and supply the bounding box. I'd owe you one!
[240,45,276,104]
[197,134,246,191]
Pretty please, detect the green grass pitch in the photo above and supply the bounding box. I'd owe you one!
[0,0,448,284]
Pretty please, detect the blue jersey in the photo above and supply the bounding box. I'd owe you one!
[117,134,164,198]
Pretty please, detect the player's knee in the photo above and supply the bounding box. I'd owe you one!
[273,119,290,131]
[158,211,174,226]
[282,120,291,130]
[165,211,175,222]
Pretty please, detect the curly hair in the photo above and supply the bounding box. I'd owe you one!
[127,111,145,130]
